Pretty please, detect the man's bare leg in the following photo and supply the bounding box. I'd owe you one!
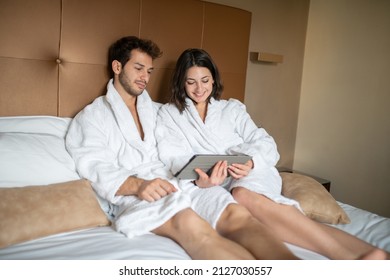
[153,208,255,260]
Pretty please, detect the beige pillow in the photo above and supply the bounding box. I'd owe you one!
[280,172,350,224]
[0,179,110,249]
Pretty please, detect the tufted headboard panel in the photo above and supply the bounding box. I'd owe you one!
[0,0,251,117]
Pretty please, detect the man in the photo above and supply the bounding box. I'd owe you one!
[65,36,253,259]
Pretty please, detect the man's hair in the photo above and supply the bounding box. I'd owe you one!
[170,48,223,113]
[108,36,162,78]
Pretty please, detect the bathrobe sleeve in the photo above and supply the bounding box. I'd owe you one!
[226,99,280,169]
[155,105,194,176]
[66,107,135,204]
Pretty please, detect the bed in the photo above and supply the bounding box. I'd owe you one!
[0,115,389,260]
[0,0,389,260]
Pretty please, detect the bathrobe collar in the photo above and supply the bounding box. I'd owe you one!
[185,97,220,126]
[184,97,224,154]
[105,79,156,152]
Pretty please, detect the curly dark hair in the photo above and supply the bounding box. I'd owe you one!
[108,36,162,79]
[170,48,223,113]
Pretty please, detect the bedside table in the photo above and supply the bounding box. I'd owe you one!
[277,167,331,192]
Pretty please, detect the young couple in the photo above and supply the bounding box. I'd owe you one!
[66,36,388,260]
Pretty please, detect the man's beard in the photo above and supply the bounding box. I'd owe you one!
[118,70,144,97]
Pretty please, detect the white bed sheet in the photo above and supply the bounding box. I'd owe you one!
[334,202,390,252]
[0,227,190,260]
[1,201,388,260]
[0,226,327,260]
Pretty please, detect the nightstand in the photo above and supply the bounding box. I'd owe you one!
[277,167,331,192]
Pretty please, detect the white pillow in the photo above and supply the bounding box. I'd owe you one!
[0,116,71,137]
[0,116,80,187]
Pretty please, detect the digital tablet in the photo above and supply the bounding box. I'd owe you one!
[174,154,252,180]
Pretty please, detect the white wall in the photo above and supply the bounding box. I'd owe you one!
[295,0,390,217]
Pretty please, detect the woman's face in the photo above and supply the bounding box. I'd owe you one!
[184,66,214,105]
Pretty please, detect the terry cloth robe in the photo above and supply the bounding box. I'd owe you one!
[65,79,191,238]
[155,97,300,209]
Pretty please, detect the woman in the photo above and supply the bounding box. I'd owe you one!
[155,48,388,260]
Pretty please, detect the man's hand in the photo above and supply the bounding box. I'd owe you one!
[194,160,228,188]
[116,176,177,202]
[138,178,177,202]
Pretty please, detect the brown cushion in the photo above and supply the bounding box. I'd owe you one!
[0,179,110,249]
[280,172,350,224]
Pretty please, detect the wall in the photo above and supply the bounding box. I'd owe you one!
[295,0,390,217]
[0,0,250,117]
[205,0,310,168]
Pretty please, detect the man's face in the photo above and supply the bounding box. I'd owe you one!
[116,49,154,97]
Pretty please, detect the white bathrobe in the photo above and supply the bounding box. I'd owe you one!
[65,79,192,238]
[155,97,300,209]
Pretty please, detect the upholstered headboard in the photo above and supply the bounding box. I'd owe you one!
[0,0,251,117]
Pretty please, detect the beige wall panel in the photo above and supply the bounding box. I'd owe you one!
[202,2,251,75]
[202,2,251,102]
[61,0,140,64]
[0,58,58,116]
[219,72,246,102]
[146,68,174,104]
[59,63,108,117]
[140,0,203,70]
[0,0,60,60]
[0,0,252,118]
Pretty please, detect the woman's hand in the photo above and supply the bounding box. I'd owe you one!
[194,160,228,188]
[227,159,253,179]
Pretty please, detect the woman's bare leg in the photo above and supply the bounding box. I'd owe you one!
[232,187,389,259]
[153,208,255,260]
[216,204,299,260]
